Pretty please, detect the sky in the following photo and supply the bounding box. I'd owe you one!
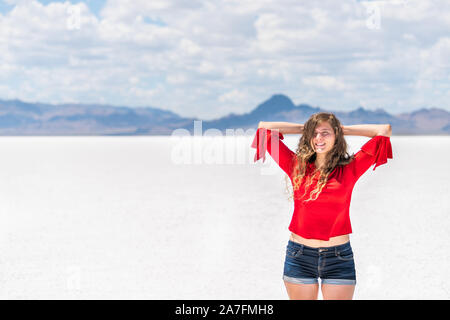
[0,0,449,120]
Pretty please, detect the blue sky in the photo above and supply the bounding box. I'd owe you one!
[0,0,449,120]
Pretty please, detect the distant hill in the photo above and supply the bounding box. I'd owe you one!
[0,95,449,135]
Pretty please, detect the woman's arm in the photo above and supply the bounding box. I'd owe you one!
[258,121,304,134]
[341,124,392,137]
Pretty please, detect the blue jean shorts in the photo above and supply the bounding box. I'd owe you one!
[283,240,357,285]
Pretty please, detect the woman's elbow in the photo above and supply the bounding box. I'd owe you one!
[386,124,392,136]
[378,124,392,137]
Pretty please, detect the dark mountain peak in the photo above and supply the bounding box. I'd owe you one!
[267,93,294,104]
[251,94,295,118]
[348,106,367,116]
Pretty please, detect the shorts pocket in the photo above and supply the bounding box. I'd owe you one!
[337,247,354,261]
[286,246,301,258]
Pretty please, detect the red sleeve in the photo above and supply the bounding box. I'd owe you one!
[250,128,296,177]
[350,135,393,181]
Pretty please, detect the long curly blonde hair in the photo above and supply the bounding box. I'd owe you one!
[284,112,355,203]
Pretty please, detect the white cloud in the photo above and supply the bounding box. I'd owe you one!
[0,0,449,120]
[302,76,351,91]
[218,89,249,104]
[166,73,187,85]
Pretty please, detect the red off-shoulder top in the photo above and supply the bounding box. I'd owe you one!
[251,128,393,241]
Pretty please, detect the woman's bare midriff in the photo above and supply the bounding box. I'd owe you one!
[289,232,350,248]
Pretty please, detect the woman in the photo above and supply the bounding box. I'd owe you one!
[251,112,393,300]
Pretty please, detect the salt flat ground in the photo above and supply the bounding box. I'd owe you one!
[0,135,448,299]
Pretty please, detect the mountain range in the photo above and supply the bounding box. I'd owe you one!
[0,94,449,135]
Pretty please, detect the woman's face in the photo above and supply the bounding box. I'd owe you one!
[310,121,336,154]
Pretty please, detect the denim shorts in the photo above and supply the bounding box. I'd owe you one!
[283,240,357,285]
